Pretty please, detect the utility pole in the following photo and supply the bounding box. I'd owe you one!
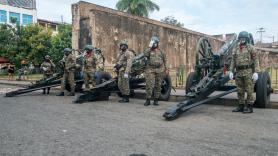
[257,27,265,43]
[61,15,64,23]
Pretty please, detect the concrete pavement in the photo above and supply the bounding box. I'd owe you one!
[0,84,278,156]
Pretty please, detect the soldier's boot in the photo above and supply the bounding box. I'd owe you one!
[243,104,253,114]
[67,92,75,96]
[56,92,64,96]
[42,89,46,94]
[153,99,159,106]
[144,99,151,106]
[232,104,244,112]
[119,95,129,103]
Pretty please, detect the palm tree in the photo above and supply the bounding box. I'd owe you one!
[116,0,160,18]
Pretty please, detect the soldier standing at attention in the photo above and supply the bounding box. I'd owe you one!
[229,31,260,113]
[143,36,169,106]
[83,45,97,91]
[41,55,55,94]
[57,48,76,96]
[114,40,134,103]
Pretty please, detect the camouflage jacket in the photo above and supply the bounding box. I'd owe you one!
[116,50,135,73]
[84,53,97,72]
[144,48,168,73]
[95,53,105,71]
[64,53,76,72]
[41,60,55,75]
[229,44,260,77]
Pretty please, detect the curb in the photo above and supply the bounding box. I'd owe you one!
[1,81,278,108]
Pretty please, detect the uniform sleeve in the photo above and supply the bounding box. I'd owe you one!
[96,54,105,71]
[67,54,76,70]
[40,62,45,69]
[143,48,150,58]
[125,51,135,74]
[229,48,236,73]
[250,46,260,73]
[162,51,169,71]
[50,60,56,68]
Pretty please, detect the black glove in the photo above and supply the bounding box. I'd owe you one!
[114,64,121,70]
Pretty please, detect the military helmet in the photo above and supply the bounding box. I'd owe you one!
[84,45,94,51]
[149,36,159,48]
[45,55,50,59]
[63,48,72,53]
[238,31,250,40]
[119,40,128,47]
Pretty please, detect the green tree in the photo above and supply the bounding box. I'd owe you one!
[161,16,184,27]
[116,0,159,17]
[0,24,17,64]
[50,23,72,64]
[0,23,52,67]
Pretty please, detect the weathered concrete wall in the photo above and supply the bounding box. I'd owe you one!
[72,1,224,86]
[255,47,278,70]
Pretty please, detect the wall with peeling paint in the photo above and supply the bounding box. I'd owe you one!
[72,1,224,87]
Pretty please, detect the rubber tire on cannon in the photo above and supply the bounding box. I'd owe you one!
[159,74,172,101]
[185,72,199,94]
[254,71,271,108]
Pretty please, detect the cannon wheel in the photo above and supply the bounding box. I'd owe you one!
[159,74,172,101]
[254,71,271,108]
[195,37,213,78]
[185,72,198,94]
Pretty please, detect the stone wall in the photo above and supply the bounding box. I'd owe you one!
[72,1,224,87]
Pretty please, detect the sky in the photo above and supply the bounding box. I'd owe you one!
[37,0,278,43]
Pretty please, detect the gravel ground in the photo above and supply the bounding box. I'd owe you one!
[0,84,278,156]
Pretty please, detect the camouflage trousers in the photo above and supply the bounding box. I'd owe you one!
[145,71,163,99]
[61,70,75,93]
[118,70,130,95]
[84,71,96,90]
[43,74,53,93]
[235,75,254,105]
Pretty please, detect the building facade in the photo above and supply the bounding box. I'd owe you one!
[0,0,37,25]
[37,19,59,35]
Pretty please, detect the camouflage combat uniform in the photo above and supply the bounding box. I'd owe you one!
[84,53,97,90]
[116,50,135,96]
[95,50,105,72]
[41,60,55,94]
[144,48,168,99]
[61,53,76,93]
[230,44,259,105]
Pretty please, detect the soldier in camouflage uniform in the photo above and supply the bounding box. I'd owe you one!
[114,40,135,103]
[83,45,97,91]
[57,48,76,96]
[229,31,260,113]
[40,55,55,94]
[143,36,169,106]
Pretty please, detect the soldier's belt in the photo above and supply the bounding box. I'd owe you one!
[148,64,162,68]
[237,65,252,70]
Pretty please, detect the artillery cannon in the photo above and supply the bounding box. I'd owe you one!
[74,53,172,103]
[5,49,86,97]
[163,34,272,120]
